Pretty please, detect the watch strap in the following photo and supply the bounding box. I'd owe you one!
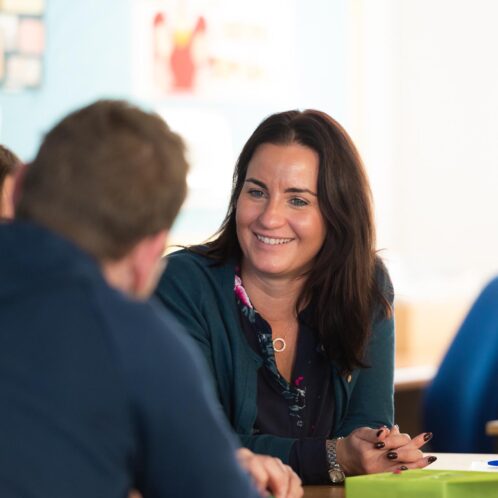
[326,437,345,484]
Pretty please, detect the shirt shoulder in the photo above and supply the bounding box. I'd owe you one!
[96,287,201,374]
[158,248,235,297]
[374,257,394,305]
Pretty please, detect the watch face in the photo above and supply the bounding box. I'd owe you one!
[329,468,345,484]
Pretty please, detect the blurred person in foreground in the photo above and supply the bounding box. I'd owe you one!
[0,100,302,498]
[155,109,437,484]
[0,144,22,219]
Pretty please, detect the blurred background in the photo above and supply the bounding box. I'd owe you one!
[1,0,497,429]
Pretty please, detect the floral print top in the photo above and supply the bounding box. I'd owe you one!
[234,271,334,482]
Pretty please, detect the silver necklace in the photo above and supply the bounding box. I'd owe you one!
[272,337,286,353]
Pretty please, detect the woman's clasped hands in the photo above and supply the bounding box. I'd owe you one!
[336,425,437,475]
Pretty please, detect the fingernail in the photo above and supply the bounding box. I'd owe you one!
[376,429,384,437]
[387,452,398,460]
[374,442,385,449]
[423,432,433,442]
[400,465,408,471]
[428,456,437,463]
[392,424,399,431]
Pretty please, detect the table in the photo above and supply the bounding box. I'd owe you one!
[302,452,498,497]
[394,364,436,392]
[303,484,344,497]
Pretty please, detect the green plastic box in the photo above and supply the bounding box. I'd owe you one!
[345,470,498,498]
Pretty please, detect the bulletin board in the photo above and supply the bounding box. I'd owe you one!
[0,0,44,90]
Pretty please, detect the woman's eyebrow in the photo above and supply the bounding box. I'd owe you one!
[245,178,267,189]
[285,187,317,196]
[245,178,317,196]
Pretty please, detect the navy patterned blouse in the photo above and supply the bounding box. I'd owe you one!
[234,272,334,484]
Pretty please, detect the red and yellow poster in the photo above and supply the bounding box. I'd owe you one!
[132,0,296,101]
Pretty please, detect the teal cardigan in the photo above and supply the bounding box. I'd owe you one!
[155,249,395,463]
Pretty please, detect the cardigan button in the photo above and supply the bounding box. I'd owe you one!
[347,374,352,383]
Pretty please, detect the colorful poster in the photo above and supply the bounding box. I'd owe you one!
[0,0,44,90]
[132,0,297,101]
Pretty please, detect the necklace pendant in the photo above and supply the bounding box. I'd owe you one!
[272,337,286,353]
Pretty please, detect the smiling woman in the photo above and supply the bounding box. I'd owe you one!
[155,110,437,484]
[236,142,326,283]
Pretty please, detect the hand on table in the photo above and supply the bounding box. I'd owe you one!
[336,425,437,475]
[236,448,303,498]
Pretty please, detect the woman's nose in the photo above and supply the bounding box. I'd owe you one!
[257,200,285,228]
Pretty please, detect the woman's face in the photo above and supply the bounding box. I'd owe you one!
[0,174,15,219]
[236,142,326,282]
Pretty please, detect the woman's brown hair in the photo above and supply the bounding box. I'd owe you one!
[201,110,391,374]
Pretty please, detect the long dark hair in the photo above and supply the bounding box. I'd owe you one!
[201,110,391,374]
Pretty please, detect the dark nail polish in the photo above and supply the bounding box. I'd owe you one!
[428,456,437,463]
[423,432,433,442]
[376,429,384,437]
[374,442,385,449]
[387,452,398,460]
[400,466,408,471]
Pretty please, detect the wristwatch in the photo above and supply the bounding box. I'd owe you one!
[326,438,345,484]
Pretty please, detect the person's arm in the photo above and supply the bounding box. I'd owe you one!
[336,313,395,435]
[330,266,433,475]
[113,306,261,498]
[237,449,303,498]
[335,264,395,435]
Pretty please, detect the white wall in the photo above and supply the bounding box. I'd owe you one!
[349,0,498,299]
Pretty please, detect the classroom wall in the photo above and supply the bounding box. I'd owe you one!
[0,0,348,242]
[348,0,498,294]
[0,0,347,160]
[0,0,132,161]
[394,0,498,283]
[3,0,497,332]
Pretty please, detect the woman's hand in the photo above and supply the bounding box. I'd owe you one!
[335,425,437,475]
[236,448,303,498]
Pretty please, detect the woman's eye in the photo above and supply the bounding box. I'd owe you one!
[248,189,265,198]
[290,197,308,207]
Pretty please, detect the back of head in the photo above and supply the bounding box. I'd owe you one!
[16,100,188,260]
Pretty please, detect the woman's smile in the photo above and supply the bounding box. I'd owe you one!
[254,233,294,246]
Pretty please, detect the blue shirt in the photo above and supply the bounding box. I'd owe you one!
[0,222,259,498]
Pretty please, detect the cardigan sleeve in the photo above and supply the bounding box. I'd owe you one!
[335,262,395,435]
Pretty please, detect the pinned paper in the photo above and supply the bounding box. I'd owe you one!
[0,0,44,16]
